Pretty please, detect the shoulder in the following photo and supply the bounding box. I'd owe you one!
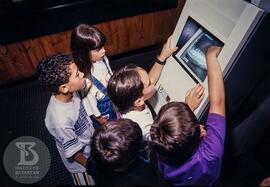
[131,158,155,174]
[124,106,152,118]
[115,158,160,186]
[103,56,112,70]
[126,158,160,185]
[103,55,109,63]
[122,109,153,124]
[197,113,226,160]
[45,96,79,129]
[207,113,225,123]
[90,158,160,186]
[205,113,226,133]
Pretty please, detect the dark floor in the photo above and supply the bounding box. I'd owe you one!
[1,45,269,186]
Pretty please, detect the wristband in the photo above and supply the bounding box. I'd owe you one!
[156,55,166,65]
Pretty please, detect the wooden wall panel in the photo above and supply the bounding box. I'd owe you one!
[0,0,185,86]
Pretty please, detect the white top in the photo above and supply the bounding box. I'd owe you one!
[45,94,95,173]
[82,56,113,117]
[121,105,153,140]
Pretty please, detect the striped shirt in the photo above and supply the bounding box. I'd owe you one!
[45,93,95,173]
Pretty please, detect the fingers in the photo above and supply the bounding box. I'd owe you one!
[198,93,205,104]
[159,35,178,61]
[185,87,192,97]
[195,84,205,100]
[172,46,178,53]
[186,84,204,100]
[185,84,205,111]
[165,35,178,51]
[207,46,222,57]
[190,84,204,98]
[213,46,222,56]
[167,35,172,43]
[199,124,206,138]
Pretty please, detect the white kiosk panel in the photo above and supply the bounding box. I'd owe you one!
[149,0,263,117]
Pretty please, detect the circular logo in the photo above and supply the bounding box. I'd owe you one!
[3,136,51,184]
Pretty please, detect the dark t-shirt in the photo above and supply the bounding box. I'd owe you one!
[87,158,163,187]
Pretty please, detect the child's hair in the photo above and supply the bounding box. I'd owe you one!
[107,64,144,114]
[150,102,200,165]
[37,53,73,93]
[91,118,142,171]
[71,24,106,76]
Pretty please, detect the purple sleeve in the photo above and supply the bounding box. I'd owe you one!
[200,113,226,159]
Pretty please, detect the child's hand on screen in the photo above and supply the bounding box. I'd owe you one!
[206,46,222,59]
[185,84,205,111]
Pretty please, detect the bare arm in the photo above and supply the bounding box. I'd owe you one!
[149,36,178,85]
[73,151,87,167]
[206,46,225,116]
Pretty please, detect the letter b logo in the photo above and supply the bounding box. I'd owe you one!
[3,136,51,184]
[16,142,39,165]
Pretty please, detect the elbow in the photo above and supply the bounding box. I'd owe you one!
[209,94,225,115]
[212,95,225,106]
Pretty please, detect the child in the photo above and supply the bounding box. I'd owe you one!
[107,36,204,140]
[87,119,162,186]
[37,53,95,185]
[107,36,175,140]
[71,24,116,127]
[150,46,225,185]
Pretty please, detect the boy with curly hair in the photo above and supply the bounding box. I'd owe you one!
[37,53,95,185]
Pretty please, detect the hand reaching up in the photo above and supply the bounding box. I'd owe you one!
[158,36,178,62]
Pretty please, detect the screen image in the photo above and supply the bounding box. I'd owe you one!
[174,17,223,82]
[176,17,200,49]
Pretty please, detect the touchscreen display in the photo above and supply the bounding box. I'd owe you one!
[174,17,223,82]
